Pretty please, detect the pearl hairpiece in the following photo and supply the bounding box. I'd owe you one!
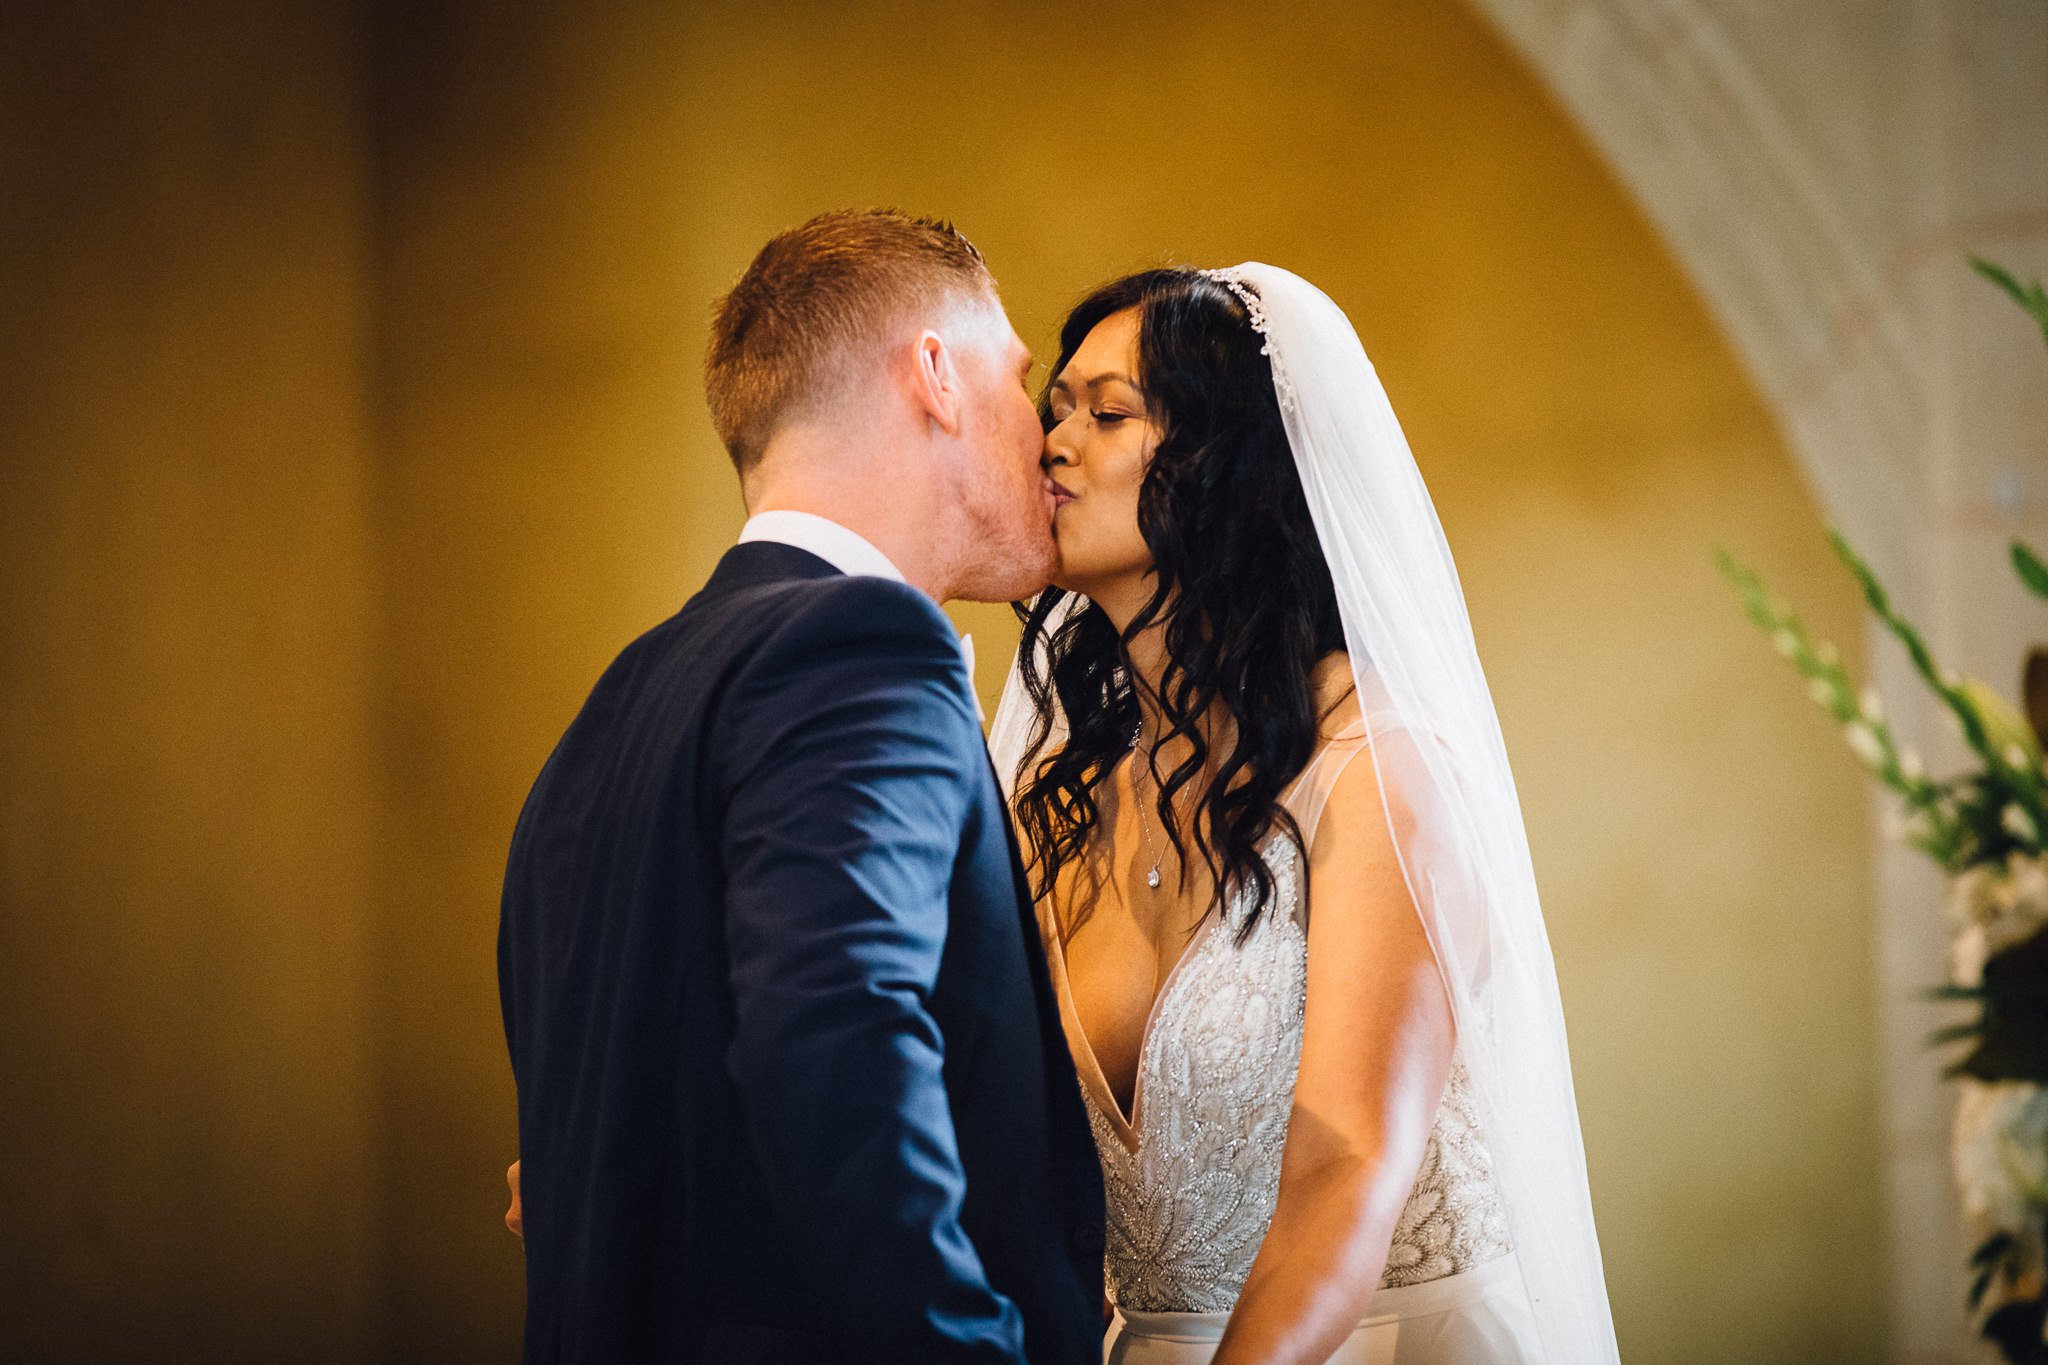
[1199,267,1298,414]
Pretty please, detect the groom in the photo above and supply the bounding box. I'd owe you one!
[498,210,1105,1364]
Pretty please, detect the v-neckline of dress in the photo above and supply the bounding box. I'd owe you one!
[1040,725,1366,1158]
[1043,895,1222,1157]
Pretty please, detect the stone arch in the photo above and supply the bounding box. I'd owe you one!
[1467,4,2048,1359]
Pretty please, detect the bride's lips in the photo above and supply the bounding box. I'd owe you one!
[1045,476,1077,511]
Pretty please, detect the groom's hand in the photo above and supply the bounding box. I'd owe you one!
[505,1160,522,1238]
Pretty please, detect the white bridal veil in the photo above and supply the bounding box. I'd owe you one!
[986,263,1618,1362]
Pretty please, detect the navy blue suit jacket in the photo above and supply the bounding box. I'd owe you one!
[499,541,1105,1364]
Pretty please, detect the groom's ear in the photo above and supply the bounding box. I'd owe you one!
[905,329,965,438]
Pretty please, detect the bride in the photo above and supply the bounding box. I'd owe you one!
[987,264,1619,1364]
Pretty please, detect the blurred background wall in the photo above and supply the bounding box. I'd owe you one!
[2,0,1929,1360]
[0,3,385,1360]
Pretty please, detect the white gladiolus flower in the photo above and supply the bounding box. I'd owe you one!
[1899,749,1926,782]
[1808,678,1836,706]
[1948,866,1997,926]
[1952,920,1989,987]
[2008,854,2048,911]
[1845,723,1886,767]
[1999,1088,2048,1207]
[1989,855,2048,957]
[1953,855,2048,957]
[2003,805,2040,846]
[1771,629,1800,658]
[2008,744,2032,771]
[1859,685,1884,722]
[1954,1082,2040,1232]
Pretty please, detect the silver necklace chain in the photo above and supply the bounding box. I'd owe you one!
[1129,717,1165,892]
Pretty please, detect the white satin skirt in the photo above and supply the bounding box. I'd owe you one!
[1102,1255,1539,1365]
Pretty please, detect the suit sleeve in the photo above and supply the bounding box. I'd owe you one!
[717,578,1025,1364]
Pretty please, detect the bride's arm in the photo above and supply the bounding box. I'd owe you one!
[1211,749,1455,1365]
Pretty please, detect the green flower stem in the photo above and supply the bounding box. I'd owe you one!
[1826,529,2048,832]
[1714,545,1971,864]
[1972,255,2048,354]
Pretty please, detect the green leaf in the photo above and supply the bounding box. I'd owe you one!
[2015,542,2048,601]
[1941,927,2048,1085]
[1981,1297,2048,1365]
[1973,254,2048,354]
[1974,1231,2017,1269]
[1928,1020,1985,1046]
[1829,528,2048,818]
[1974,254,2029,302]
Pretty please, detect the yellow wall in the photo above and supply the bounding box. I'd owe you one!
[2,1,1886,1361]
[0,2,383,1361]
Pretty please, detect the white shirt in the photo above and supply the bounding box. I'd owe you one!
[736,510,983,721]
[737,509,908,584]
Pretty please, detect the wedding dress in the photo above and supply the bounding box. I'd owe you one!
[989,264,1619,1364]
[1038,719,1540,1364]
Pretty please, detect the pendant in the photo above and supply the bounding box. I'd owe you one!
[1146,866,1163,890]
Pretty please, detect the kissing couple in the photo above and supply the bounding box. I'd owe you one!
[499,209,1618,1364]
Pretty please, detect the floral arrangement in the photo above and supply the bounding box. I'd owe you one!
[1717,255,2048,1364]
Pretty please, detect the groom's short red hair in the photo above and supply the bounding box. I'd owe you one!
[705,208,996,473]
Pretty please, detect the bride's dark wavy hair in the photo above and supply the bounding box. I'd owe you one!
[1013,267,1347,943]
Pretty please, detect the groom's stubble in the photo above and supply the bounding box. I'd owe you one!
[938,297,1059,606]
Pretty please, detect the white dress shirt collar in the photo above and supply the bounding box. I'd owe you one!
[734,509,984,723]
[737,510,906,583]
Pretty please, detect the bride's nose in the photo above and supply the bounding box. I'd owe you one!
[1041,431,1075,471]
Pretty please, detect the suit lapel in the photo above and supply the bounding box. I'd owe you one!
[981,750,1102,1210]
[701,540,842,595]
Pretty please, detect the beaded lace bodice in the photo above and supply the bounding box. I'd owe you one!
[1051,751,1512,1314]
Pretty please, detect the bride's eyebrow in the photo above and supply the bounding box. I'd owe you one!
[1049,371,1147,402]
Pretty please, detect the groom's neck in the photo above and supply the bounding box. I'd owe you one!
[743,439,955,602]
